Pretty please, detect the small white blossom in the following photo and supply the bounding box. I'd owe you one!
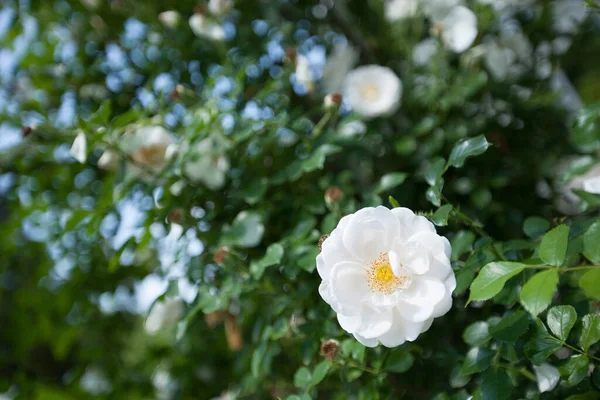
[322,43,359,93]
[158,11,181,28]
[295,54,315,93]
[145,298,184,334]
[437,5,478,53]
[183,136,230,190]
[70,133,87,164]
[385,0,419,21]
[97,150,120,171]
[317,206,455,347]
[583,176,600,194]
[533,363,560,393]
[208,0,234,16]
[483,30,533,80]
[412,38,439,66]
[189,14,225,41]
[122,125,175,174]
[344,65,402,119]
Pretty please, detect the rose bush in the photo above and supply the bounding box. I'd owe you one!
[2,0,600,399]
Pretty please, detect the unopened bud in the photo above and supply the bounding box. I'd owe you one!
[213,247,228,264]
[320,339,340,360]
[168,208,184,223]
[225,314,243,351]
[324,93,343,109]
[318,234,329,253]
[325,186,343,205]
[284,47,297,64]
[21,126,32,138]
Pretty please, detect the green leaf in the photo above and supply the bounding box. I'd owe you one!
[302,144,341,172]
[451,230,476,261]
[524,321,563,365]
[448,135,490,168]
[580,268,600,300]
[539,225,570,266]
[489,311,530,342]
[87,99,111,126]
[519,269,559,316]
[389,195,400,208]
[523,216,550,239]
[593,367,600,390]
[432,204,453,226]
[547,305,577,341]
[311,360,331,386]
[583,221,600,263]
[481,367,513,400]
[460,347,494,376]
[579,314,600,351]
[426,179,444,206]
[222,211,265,248]
[424,156,446,185]
[372,172,408,194]
[384,349,414,373]
[559,355,589,387]
[566,393,600,400]
[468,262,525,302]
[251,343,267,378]
[462,321,490,346]
[294,367,312,389]
[250,243,284,279]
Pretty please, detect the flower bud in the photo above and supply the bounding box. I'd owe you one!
[205,311,225,328]
[213,247,229,264]
[325,186,343,205]
[224,314,243,351]
[284,47,297,64]
[324,93,343,109]
[320,339,340,360]
[21,126,32,138]
[167,208,184,223]
[318,235,329,253]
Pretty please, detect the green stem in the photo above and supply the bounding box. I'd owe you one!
[525,265,598,272]
[312,110,334,138]
[339,360,379,375]
[555,339,600,363]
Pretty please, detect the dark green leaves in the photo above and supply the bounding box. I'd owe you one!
[384,348,414,373]
[432,204,453,226]
[294,367,312,389]
[583,221,600,263]
[525,321,562,365]
[579,314,600,351]
[481,367,513,400]
[560,355,589,386]
[523,216,550,239]
[294,361,332,389]
[539,225,570,266]
[489,311,530,342]
[469,262,525,302]
[371,172,408,194]
[448,135,490,168]
[460,348,494,375]
[547,306,577,341]
[424,157,446,185]
[519,269,559,316]
[250,243,284,279]
[463,321,490,346]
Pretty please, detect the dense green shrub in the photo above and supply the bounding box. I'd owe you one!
[2,0,600,399]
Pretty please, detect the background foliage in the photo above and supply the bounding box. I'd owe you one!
[2,0,600,399]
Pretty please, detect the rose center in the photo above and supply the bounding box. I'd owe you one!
[361,84,380,101]
[134,145,165,165]
[375,265,394,282]
[366,253,410,295]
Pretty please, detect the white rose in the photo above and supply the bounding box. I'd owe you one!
[189,14,225,41]
[552,0,587,34]
[122,125,175,173]
[183,136,230,190]
[344,65,402,119]
[412,38,439,66]
[317,206,455,347]
[208,0,234,16]
[158,11,181,28]
[385,0,419,21]
[438,5,478,53]
[533,363,560,393]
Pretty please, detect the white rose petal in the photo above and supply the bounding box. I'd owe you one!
[552,0,587,34]
[70,133,87,164]
[295,55,315,93]
[344,65,402,119]
[385,0,419,21]
[317,206,455,347]
[208,0,234,16]
[413,38,439,66]
[97,150,120,171]
[533,363,560,393]
[583,176,600,194]
[189,14,225,41]
[158,11,181,28]
[183,136,230,190]
[123,125,175,173]
[145,298,184,334]
[439,6,478,53]
[322,43,359,93]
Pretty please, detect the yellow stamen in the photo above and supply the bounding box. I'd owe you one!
[366,253,409,294]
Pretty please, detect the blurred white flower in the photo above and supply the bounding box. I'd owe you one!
[208,0,234,16]
[483,30,533,80]
[189,14,225,41]
[122,125,175,173]
[80,366,112,395]
[295,54,315,93]
[583,176,600,194]
[159,11,181,28]
[555,161,600,215]
[476,0,534,13]
[317,206,455,347]
[145,298,184,334]
[98,150,120,171]
[533,363,560,393]
[339,120,367,137]
[552,0,587,34]
[385,0,419,21]
[183,136,230,189]
[322,43,359,93]
[423,0,461,21]
[70,133,87,164]
[344,65,402,119]
[437,5,478,53]
[412,38,439,66]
